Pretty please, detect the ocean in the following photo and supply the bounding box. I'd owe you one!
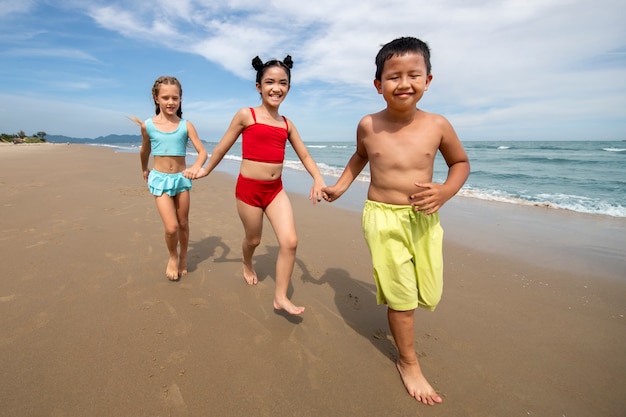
[81,139,626,218]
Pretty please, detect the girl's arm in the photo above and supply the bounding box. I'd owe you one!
[184,121,208,177]
[286,121,326,204]
[185,108,246,179]
[138,120,151,183]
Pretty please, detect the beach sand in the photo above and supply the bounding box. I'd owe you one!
[1,143,624,417]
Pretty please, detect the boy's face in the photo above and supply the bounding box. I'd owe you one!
[374,52,432,109]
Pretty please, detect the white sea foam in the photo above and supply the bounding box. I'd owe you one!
[79,140,626,218]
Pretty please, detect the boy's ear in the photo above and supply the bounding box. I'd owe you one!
[373,79,382,94]
[424,74,433,91]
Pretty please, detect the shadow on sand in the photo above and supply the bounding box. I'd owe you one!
[303,267,397,363]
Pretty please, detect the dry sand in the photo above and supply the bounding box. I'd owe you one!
[1,143,624,417]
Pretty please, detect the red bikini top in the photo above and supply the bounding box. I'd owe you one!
[241,108,288,164]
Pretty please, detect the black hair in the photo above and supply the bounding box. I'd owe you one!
[374,37,431,81]
[151,76,183,118]
[252,55,293,84]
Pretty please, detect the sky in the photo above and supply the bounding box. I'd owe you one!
[1,0,625,142]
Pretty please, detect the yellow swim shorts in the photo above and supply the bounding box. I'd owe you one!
[362,200,443,311]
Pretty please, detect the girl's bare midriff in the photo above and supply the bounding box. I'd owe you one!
[240,159,283,181]
[153,155,187,173]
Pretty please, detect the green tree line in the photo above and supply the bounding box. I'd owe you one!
[0,131,47,143]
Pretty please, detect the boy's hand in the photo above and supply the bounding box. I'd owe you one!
[409,182,451,215]
[321,185,342,202]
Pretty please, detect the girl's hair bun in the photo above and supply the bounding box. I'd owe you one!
[251,56,265,71]
[283,55,293,69]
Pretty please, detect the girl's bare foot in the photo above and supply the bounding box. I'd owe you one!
[242,262,258,285]
[178,256,188,277]
[273,297,305,315]
[395,360,442,405]
[166,258,179,281]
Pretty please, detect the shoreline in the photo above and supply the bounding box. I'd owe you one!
[253,155,626,280]
[1,144,624,416]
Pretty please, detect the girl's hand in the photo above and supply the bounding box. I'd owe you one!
[142,170,150,183]
[128,115,145,128]
[184,167,207,179]
[309,178,327,205]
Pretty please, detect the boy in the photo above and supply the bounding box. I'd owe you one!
[322,37,470,405]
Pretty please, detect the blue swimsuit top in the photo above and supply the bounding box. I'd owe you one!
[145,118,188,156]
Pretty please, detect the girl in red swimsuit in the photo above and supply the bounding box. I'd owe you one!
[186,55,326,315]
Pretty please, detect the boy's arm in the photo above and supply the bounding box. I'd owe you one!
[411,116,470,214]
[323,151,368,202]
[323,121,369,202]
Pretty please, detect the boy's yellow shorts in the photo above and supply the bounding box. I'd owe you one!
[362,200,443,311]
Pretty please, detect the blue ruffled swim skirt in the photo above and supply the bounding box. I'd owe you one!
[147,170,192,197]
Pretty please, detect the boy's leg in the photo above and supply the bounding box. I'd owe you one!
[154,194,181,280]
[387,307,442,405]
[236,199,264,285]
[174,191,190,277]
[265,191,304,315]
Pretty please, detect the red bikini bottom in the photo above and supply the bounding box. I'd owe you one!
[235,174,283,209]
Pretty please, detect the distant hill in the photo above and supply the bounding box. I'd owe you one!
[47,134,142,144]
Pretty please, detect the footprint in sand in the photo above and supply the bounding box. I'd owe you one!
[189,298,209,308]
[161,382,188,414]
[345,292,361,310]
[166,350,189,365]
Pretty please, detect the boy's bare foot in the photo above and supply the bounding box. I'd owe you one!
[273,297,305,315]
[166,258,179,281]
[178,256,188,277]
[396,360,442,405]
[242,262,258,285]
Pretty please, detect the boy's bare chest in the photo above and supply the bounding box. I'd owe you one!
[365,132,438,161]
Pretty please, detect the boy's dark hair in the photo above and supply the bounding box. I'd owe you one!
[375,37,431,80]
[252,55,293,84]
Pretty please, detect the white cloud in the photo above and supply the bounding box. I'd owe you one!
[5,47,101,62]
[1,0,624,140]
[0,0,35,17]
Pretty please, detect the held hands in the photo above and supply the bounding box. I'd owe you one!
[409,182,451,215]
[309,178,327,205]
[183,167,208,180]
[321,184,343,203]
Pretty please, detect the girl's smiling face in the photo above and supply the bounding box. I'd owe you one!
[256,66,290,107]
[154,84,181,116]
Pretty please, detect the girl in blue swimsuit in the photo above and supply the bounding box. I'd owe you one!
[135,76,207,281]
